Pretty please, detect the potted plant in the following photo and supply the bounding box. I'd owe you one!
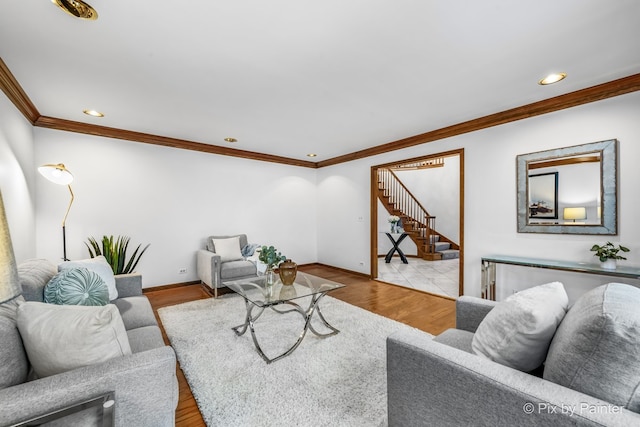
[590,242,630,270]
[258,245,286,286]
[86,235,150,275]
[388,215,400,233]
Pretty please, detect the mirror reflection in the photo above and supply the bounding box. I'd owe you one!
[527,153,601,225]
[517,139,617,235]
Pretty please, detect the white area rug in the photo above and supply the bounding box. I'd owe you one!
[158,294,429,427]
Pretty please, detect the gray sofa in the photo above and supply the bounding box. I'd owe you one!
[0,259,178,426]
[387,284,640,426]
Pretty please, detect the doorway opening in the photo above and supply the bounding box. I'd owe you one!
[370,149,464,298]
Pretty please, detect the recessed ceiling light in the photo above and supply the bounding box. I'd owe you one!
[307,153,317,157]
[83,109,104,117]
[224,137,237,143]
[52,0,98,20]
[538,72,567,85]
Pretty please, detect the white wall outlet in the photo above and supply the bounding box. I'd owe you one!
[178,268,187,274]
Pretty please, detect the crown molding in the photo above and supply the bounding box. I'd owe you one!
[0,58,40,124]
[316,73,640,168]
[2,54,639,169]
[34,116,318,168]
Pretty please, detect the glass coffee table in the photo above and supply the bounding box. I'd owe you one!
[223,272,345,364]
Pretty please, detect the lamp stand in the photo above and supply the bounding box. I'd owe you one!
[61,184,74,261]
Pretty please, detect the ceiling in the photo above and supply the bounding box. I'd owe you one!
[1,1,639,165]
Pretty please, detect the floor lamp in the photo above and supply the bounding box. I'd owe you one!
[38,163,74,261]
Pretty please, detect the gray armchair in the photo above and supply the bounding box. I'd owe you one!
[387,294,640,426]
[196,234,258,297]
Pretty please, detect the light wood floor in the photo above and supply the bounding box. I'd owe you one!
[145,263,456,427]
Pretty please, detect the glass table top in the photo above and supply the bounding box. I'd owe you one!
[482,255,640,279]
[223,272,345,307]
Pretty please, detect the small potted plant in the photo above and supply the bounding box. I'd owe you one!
[590,242,630,270]
[258,245,286,286]
[388,215,400,233]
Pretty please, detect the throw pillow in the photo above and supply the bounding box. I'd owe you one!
[16,301,132,378]
[544,283,640,413]
[471,281,568,372]
[17,258,57,302]
[44,268,109,306]
[212,236,243,262]
[59,255,117,300]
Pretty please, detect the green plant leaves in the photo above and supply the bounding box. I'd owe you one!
[85,235,150,275]
[590,241,630,262]
[258,245,286,268]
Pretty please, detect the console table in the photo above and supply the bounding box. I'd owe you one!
[383,232,409,264]
[481,255,640,300]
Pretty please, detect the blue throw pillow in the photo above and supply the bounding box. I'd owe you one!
[44,268,109,306]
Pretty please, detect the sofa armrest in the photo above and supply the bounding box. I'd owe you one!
[196,249,221,289]
[115,273,143,297]
[387,329,639,427]
[456,295,498,332]
[0,346,178,427]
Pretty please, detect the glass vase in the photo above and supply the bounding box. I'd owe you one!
[265,266,277,286]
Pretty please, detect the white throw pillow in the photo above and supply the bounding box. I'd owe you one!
[16,301,132,378]
[471,281,568,372]
[59,255,117,300]
[212,237,243,262]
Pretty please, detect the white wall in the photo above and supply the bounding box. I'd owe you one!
[318,91,640,301]
[6,88,640,298]
[34,129,318,288]
[0,94,36,261]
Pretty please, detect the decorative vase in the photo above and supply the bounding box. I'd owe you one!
[390,223,397,233]
[278,259,298,285]
[601,259,617,270]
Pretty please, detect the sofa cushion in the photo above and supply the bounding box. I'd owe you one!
[126,325,164,353]
[220,260,257,280]
[471,281,568,372]
[17,259,57,302]
[544,283,640,413]
[0,296,28,389]
[16,301,132,378]
[211,237,243,262]
[112,296,158,330]
[44,268,109,306]
[59,256,117,301]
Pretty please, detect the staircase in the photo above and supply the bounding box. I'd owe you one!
[377,168,459,261]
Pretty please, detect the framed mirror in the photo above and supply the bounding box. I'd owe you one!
[517,139,618,235]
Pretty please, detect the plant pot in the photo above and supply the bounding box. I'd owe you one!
[265,266,278,286]
[601,259,617,270]
[278,259,297,285]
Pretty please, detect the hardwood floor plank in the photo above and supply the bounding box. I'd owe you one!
[145,264,456,427]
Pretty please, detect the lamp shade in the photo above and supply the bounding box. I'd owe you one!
[38,164,74,186]
[0,190,21,304]
[563,207,587,221]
